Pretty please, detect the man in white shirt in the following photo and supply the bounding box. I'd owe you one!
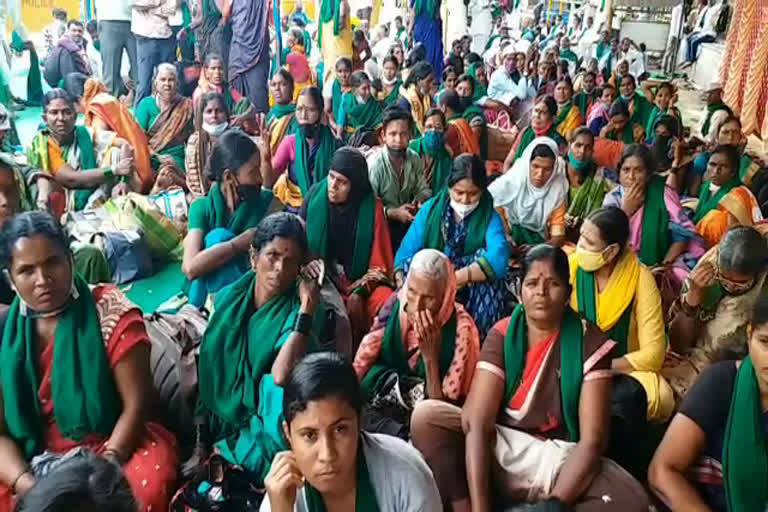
[664,0,686,73]
[468,0,493,54]
[683,0,720,64]
[96,0,136,96]
[486,44,533,109]
[696,80,731,145]
[618,37,645,77]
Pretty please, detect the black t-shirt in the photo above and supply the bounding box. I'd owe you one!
[679,360,768,512]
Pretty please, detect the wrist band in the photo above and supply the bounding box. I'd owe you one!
[294,313,313,336]
[352,286,370,298]
[11,468,31,494]
[103,167,114,179]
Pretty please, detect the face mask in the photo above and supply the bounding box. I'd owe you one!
[575,245,611,272]
[388,146,407,160]
[382,75,399,86]
[237,183,262,202]
[620,93,633,101]
[568,152,590,171]
[299,122,320,139]
[423,130,445,151]
[458,96,474,111]
[505,61,518,74]
[203,121,228,137]
[450,199,479,219]
[720,277,754,295]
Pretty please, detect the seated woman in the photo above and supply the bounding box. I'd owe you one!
[618,74,653,131]
[692,116,763,190]
[377,54,402,107]
[602,144,703,281]
[354,249,480,438]
[665,225,768,401]
[300,147,394,347]
[553,77,582,140]
[262,352,443,512]
[587,84,617,136]
[466,62,488,102]
[492,137,568,249]
[0,211,178,511]
[135,64,194,193]
[570,206,674,422]
[192,53,252,122]
[650,294,768,512]
[564,128,616,239]
[695,144,762,247]
[574,71,599,118]
[337,71,382,139]
[271,86,341,211]
[503,96,566,171]
[193,213,326,483]
[185,92,230,199]
[438,89,480,157]
[397,61,435,135]
[437,65,459,100]
[267,69,299,155]
[395,155,509,336]
[323,57,353,136]
[410,244,652,512]
[455,74,488,160]
[643,81,681,138]
[183,130,277,308]
[81,78,153,192]
[27,89,135,215]
[408,108,452,191]
[600,100,643,144]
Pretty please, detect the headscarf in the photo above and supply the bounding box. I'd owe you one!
[467,63,487,101]
[489,137,568,238]
[80,78,106,112]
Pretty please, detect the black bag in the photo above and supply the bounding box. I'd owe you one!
[170,455,264,512]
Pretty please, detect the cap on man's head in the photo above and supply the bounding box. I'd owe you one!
[706,80,723,92]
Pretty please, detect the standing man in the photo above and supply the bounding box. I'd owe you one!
[229,0,270,114]
[96,0,137,97]
[132,0,179,106]
[468,0,492,54]
[664,0,686,73]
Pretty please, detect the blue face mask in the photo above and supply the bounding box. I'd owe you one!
[423,130,445,151]
[568,152,590,171]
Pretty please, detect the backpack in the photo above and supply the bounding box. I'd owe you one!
[43,46,65,87]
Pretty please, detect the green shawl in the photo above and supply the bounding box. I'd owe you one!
[305,442,380,511]
[694,175,740,224]
[554,102,574,129]
[360,299,457,397]
[645,105,664,138]
[467,64,487,101]
[331,79,344,118]
[485,34,501,51]
[422,189,494,261]
[566,164,608,220]
[639,175,670,266]
[318,0,341,50]
[200,182,272,234]
[294,124,338,195]
[0,275,120,458]
[702,102,733,137]
[606,121,636,144]
[341,92,383,131]
[267,103,298,129]
[11,30,42,106]
[509,225,546,246]
[409,136,452,190]
[464,105,488,160]
[574,91,596,118]
[305,179,375,282]
[380,79,402,107]
[626,92,653,130]
[575,268,632,356]
[413,0,438,17]
[502,305,583,441]
[722,357,768,512]
[513,125,562,163]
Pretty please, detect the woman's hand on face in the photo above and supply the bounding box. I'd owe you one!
[299,260,324,314]
[265,452,303,512]
[686,261,716,306]
[414,309,441,363]
[621,182,644,216]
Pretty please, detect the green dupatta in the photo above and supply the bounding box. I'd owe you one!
[360,299,457,397]
[267,103,296,124]
[502,305,583,441]
[467,64,487,101]
[422,189,493,260]
[331,79,344,118]
[575,268,632,355]
[381,80,402,107]
[694,175,740,224]
[574,91,596,118]
[0,275,120,458]
[722,357,768,512]
[702,102,732,137]
[554,102,575,130]
[318,0,341,50]
[408,136,452,190]
[639,175,670,266]
[294,124,338,195]
[305,442,380,511]
[513,125,561,163]
[340,93,383,131]
[646,105,664,137]
[606,121,636,144]
[627,92,653,130]
[203,182,272,234]
[305,179,375,281]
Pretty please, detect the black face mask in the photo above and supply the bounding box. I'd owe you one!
[651,134,673,171]
[458,96,474,112]
[387,147,407,160]
[237,184,262,202]
[299,122,321,139]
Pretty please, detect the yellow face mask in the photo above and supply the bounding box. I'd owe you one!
[575,245,610,272]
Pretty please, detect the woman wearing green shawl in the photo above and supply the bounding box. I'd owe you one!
[324,57,353,136]
[503,97,566,171]
[262,352,443,511]
[651,293,768,512]
[466,62,488,101]
[411,245,652,511]
[183,131,278,308]
[337,71,383,138]
[0,211,178,511]
[618,75,653,133]
[377,54,402,107]
[600,99,642,144]
[408,108,452,190]
[191,213,326,484]
[396,154,509,337]
[455,75,489,160]
[694,144,745,226]
[268,70,299,154]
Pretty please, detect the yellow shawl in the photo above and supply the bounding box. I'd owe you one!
[399,84,432,135]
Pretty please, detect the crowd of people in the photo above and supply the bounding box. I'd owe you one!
[0,0,763,510]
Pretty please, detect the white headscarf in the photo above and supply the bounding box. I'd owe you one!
[489,136,567,238]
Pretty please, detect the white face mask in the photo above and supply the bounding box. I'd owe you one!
[450,199,480,220]
[203,121,228,137]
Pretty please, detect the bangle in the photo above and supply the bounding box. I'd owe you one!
[103,447,126,464]
[103,167,114,179]
[383,207,389,219]
[11,468,31,494]
[680,295,699,317]
[294,312,313,336]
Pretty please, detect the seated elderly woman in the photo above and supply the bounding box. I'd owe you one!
[503,96,566,171]
[694,144,762,248]
[0,211,178,511]
[185,92,231,199]
[410,245,652,512]
[396,154,509,336]
[191,213,327,483]
[665,225,768,401]
[491,137,568,250]
[182,130,278,308]
[570,207,674,422]
[354,249,480,439]
[301,148,393,349]
[135,63,194,192]
[650,295,768,512]
[408,108,453,191]
[27,89,136,215]
[262,352,443,511]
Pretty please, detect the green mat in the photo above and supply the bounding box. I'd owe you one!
[123,261,186,313]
